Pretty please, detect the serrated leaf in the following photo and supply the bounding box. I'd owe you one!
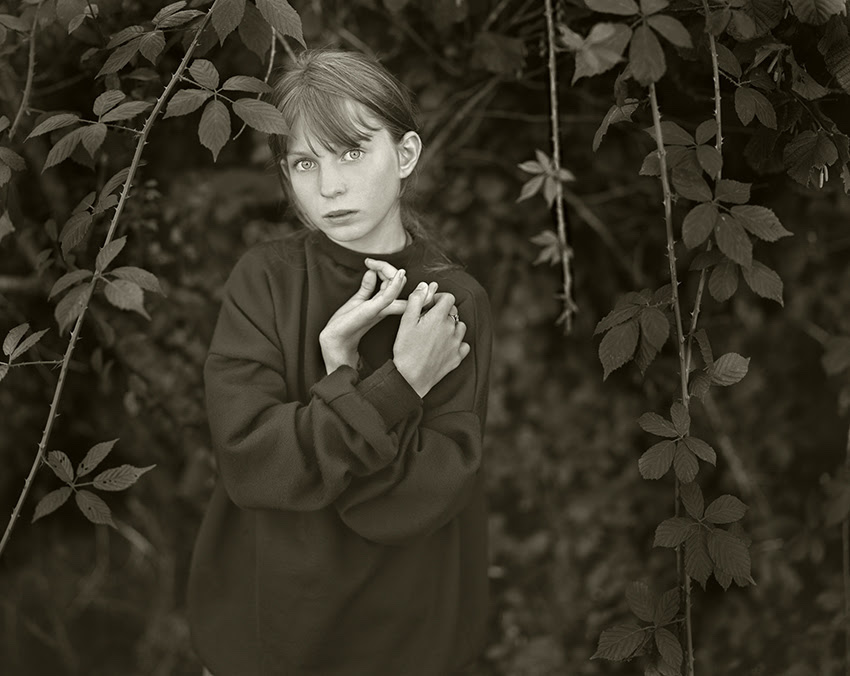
[669,402,690,436]
[189,59,220,90]
[599,319,639,379]
[32,486,73,522]
[572,22,632,84]
[238,1,273,59]
[742,259,783,305]
[60,211,93,259]
[110,266,163,294]
[715,179,751,204]
[685,530,712,588]
[96,236,126,273]
[696,144,722,179]
[595,303,642,335]
[152,1,186,24]
[99,166,130,206]
[647,14,692,48]
[47,450,74,483]
[77,439,118,477]
[518,174,545,203]
[682,202,718,249]
[730,205,792,241]
[639,308,669,351]
[784,130,838,187]
[707,528,751,579]
[695,120,717,145]
[654,516,694,547]
[221,75,272,93]
[44,127,87,170]
[680,481,704,519]
[694,328,713,366]
[231,98,288,134]
[164,89,212,118]
[704,495,747,524]
[93,464,155,491]
[49,270,92,300]
[93,89,125,116]
[75,489,115,527]
[715,213,752,268]
[54,284,91,334]
[654,589,679,625]
[591,624,647,661]
[211,0,246,44]
[139,30,166,64]
[586,0,640,15]
[716,42,742,77]
[3,323,29,357]
[104,279,150,319]
[639,412,679,438]
[593,100,639,152]
[199,100,231,161]
[102,100,153,123]
[105,25,145,49]
[673,443,698,483]
[97,37,142,77]
[823,336,850,376]
[0,146,25,171]
[643,120,694,146]
[9,328,48,362]
[79,123,107,157]
[710,352,749,385]
[629,24,666,84]
[626,581,657,622]
[640,440,676,479]
[672,169,712,202]
[256,0,305,45]
[156,9,203,28]
[655,628,683,669]
[641,0,669,13]
[736,87,777,129]
[708,259,738,302]
[683,436,716,465]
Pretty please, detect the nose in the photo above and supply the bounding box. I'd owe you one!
[319,164,346,198]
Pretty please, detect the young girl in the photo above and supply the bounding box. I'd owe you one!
[187,49,493,676]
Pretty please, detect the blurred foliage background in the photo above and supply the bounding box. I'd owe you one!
[2,0,850,674]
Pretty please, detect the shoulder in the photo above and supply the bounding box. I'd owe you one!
[226,230,310,286]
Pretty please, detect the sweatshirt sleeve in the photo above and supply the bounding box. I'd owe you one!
[333,284,493,545]
[204,247,422,511]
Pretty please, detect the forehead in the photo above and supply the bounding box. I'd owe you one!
[288,98,383,154]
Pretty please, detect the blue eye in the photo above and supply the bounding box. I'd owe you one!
[344,149,363,161]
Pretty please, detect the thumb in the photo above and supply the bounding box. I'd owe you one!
[400,282,427,327]
[352,269,378,300]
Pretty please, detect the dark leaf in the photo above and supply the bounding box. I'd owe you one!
[709,352,750,385]
[231,98,288,134]
[696,144,722,179]
[238,1,273,59]
[638,412,679,438]
[256,0,305,46]
[655,628,683,670]
[93,464,155,491]
[199,99,231,161]
[221,75,271,93]
[80,123,107,156]
[730,205,792,241]
[595,303,642,335]
[164,89,213,118]
[707,528,752,580]
[647,14,692,48]
[586,0,640,14]
[54,284,91,334]
[629,24,666,84]
[94,89,125,116]
[680,481,704,519]
[626,581,657,622]
[643,120,694,146]
[591,624,647,661]
[640,308,669,350]
[654,589,679,625]
[715,213,752,268]
[96,236,127,273]
[639,440,676,479]
[32,487,73,522]
[669,401,690,436]
[685,530,712,588]
[3,323,29,357]
[44,127,87,170]
[211,0,246,44]
[104,279,150,319]
[654,517,694,547]
[111,266,163,294]
[60,211,93,259]
[742,259,784,305]
[75,489,115,527]
[139,30,166,64]
[708,259,738,301]
[77,439,118,477]
[599,319,640,379]
[683,436,716,465]
[47,450,74,483]
[704,495,747,524]
[682,202,718,249]
[672,169,712,202]
[673,443,699,483]
[49,270,92,300]
[189,59,220,90]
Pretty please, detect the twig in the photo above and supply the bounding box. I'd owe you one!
[482,0,515,32]
[544,0,577,332]
[234,29,277,140]
[8,1,43,141]
[844,421,850,676]
[0,1,221,561]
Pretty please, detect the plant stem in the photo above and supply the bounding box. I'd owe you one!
[648,81,695,676]
[0,2,220,562]
[234,28,277,140]
[8,1,43,141]
[543,0,578,333]
[844,420,850,676]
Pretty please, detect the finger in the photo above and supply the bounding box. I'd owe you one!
[459,342,471,360]
[422,282,438,308]
[378,299,408,317]
[364,258,399,282]
[373,268,405,303]
[454,321,467,340]
[352,269,378,301]
[401,282,428,328]
[429,292,456,313]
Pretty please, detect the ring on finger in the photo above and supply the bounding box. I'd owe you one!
[449,312,459,325]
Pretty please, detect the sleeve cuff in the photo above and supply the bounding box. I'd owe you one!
[357,360,422,430]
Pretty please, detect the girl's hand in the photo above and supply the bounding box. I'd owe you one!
[393,284,469,399]
[365,258,439,309]
[320,267,408,373]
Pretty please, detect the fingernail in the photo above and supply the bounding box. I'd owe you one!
[416,281,427,291]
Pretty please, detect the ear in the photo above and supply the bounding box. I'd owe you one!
[396,131,422,179]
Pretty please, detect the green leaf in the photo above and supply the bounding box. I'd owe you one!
[93,464,155,491]
[256,0,305,46]
[156,9,203,28]
[595,303,641,335]
[221,75,272,93]
[683,436,716,465]
[643,120,694,146]
[735,87,776,129]
[238,1,273,59]
[672,169,712,202]
[716,42,742,77]
[715,179,750,204]
[634,332,660,375]
[211,0,246,44]
[654,516,694,547]
[152,1,186,24]
[49,269,92,300]
[626,581,656,622]
[60,211,93,259]
[28,113,81,140]
[673,442,698,483]
[75,489,115,527]
[164,89,213,118]
[101,101,153,123]
[572,23,632,83]
[586,0,640,15]
[695,120,717,145]
[189,59,220,90]
[654,588,679,624]
[3,323,29,357]
[655,628,683,670]
[647,15,692,48]
[639,412,678,437]
[32,487,73,523]
[641,0,670,13]
[708,259,738,302]
[704,495,747,524]
[680,481,704,519]
[591,624,647,661]
[110,266,163,294]
[47,450,74,483]
[629,24,666,84]
[639,307,668,350]
[139,30,166,64]
[709,352,749,385]
[231,98,289,134]
[694,328,713,365]
[54,284,92,334]
[93,90,125,116]
[96,236,127,273]
[823,336,850,376]
[682,202,718,249]
[104,279,150,319]
[783,130,838,187]
[105,25,146,50]
[9,328,48,362]
[199,99,231,161]
[730,205,792,241]
[593,100,639,151]
[715,213,752,268]
[43,127,87,170]
[599,319,639,379]
[77,439,118,477]
[707,528,751,580]
[99,167,130,208]
[639,440,676,479]
[742,259,783,305]
[669,402,689,436]
[97,37,143,77]
[821,23,850,95]
[80,123,107,156]
[685,530,712,588]
[696,144,722,179]
[790,0,843,26]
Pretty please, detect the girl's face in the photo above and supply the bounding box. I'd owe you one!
[283,104,421,254]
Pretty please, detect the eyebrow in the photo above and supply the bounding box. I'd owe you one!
[286,148,313,157]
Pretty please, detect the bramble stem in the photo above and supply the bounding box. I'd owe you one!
[8,1,43,141]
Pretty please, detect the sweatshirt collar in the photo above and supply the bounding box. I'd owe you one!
[311,229,424,271]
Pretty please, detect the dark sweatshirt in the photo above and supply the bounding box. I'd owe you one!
[187,228,493,676]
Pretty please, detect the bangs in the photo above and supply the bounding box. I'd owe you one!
[282,86,381,153]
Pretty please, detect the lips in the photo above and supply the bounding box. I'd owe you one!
[324,209,357,218]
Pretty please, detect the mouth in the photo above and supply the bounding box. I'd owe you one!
[324,209,357,218]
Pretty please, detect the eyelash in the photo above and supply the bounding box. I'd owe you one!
[292,148,363,172]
